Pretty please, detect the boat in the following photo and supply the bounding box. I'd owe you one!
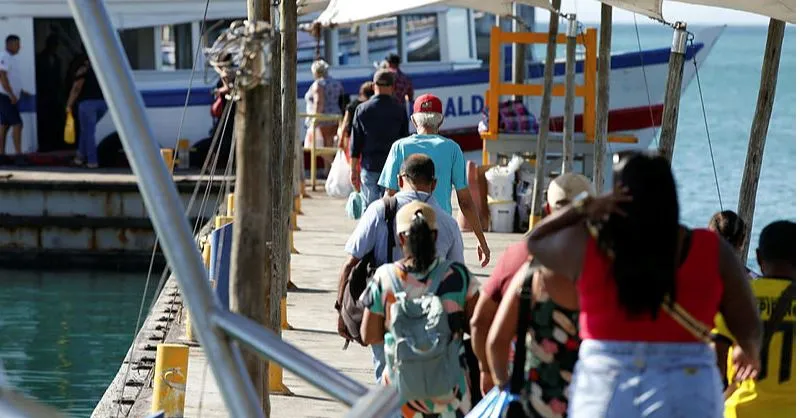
[1,0,723,162]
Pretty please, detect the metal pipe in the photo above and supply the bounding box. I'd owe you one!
[212,309,370,406]
[65,2,263,417]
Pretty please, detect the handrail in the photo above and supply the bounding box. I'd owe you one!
[64,1,398,418]
[481,25,597,142]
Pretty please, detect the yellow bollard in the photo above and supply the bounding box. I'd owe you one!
[291,210,300,231]
[269,362,293,395]
[528,214,543,233]
[152,344,189,417]
[184,311,195,342]
[160,148,175,173]
[215,216,234,229]
[226,193,235,216]
[294,195,303,215]
[280,296,293,330]
[290,228,299,255]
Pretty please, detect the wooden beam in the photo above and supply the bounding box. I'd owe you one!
[511,2,526,101]
[593,4,612,193]
[738,19,786,262]
[657,22,688,163]
[528,0,561,227]
[562,14,577,174]
[231,0,271,414]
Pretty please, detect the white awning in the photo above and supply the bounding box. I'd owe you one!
[594,0,795,24]
[315,0,553,27]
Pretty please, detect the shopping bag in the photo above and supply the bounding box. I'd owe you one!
[64,110,76,144]
[345,191,367,220]
[325,149,353,198]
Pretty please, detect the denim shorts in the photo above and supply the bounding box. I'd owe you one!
[569,340,724,418]
[0,93,21,126]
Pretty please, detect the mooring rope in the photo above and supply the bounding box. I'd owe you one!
[688,34,725,211]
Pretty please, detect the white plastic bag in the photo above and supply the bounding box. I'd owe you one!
[325,150,353,198]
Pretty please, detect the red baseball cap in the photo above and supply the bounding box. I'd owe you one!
[413,94,443,114]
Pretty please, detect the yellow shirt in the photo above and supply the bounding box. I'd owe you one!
[713,278,795,418]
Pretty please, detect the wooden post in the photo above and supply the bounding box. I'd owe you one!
[528,0,561,228]
[738,19,785,262]
[281,0,299,286]
[657,22,688,163]
[592,4,612,192]
[511,2,526,101]
[230,0,271,414]
[561,14,577,174]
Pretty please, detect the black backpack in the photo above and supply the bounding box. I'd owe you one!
[337,195,398,348]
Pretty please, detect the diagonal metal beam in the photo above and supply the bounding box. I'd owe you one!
[65,1,263,417]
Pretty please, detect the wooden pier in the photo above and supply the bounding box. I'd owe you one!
[121,191,519,417]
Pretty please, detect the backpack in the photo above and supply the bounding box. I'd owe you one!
[337,195,398,348]
[384,259,464,400]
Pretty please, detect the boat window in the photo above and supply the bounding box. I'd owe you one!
[159,24,194,71]
[119,28,157,70]
[404,14,440,62]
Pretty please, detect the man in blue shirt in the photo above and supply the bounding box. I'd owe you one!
[337,153,465,381]
[349,69,409,205]
[378,93,491,267]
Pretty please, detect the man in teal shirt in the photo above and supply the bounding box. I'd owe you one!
[378,93,491,267]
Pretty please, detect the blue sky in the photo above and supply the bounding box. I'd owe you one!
[538,0,784,24]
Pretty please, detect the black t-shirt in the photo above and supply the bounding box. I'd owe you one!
[78,68,103,102]
[343,99,363,136]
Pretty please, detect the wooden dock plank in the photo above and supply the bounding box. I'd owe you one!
[182,191,520,417]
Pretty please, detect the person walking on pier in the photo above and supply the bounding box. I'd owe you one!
[527,151,763,418]
[0,34,25,157]
[360,200,479,418]
[713,220,796,418]
[709,210,758,278]
[349,69,409,204]
[337,154,464,382]
[379,93,490,267]
[384,53,414,106]
[338,80,374,157]
[470,172,593,396]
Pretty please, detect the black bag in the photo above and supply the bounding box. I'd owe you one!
[504,267,535,418]
[337,195,398,348]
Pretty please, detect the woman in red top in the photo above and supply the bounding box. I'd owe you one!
[526,151,762,418]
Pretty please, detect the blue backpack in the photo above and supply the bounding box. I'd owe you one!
[384,259,463,400]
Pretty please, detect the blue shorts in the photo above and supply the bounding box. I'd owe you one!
[0,93,22,126]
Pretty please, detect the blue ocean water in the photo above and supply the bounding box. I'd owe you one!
[614,24,795,268]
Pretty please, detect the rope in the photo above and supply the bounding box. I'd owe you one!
[632,13,659,145]
[688,34,724,211]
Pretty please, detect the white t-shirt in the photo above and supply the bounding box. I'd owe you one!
[0,50,23,98]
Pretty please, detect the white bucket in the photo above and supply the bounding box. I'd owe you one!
[485,169,515,201]
[488,200,516,233]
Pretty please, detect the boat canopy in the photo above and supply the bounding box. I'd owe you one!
[596,0,795,24]
[315,0,553,27]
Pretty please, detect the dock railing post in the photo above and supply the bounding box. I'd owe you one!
[737,18,786,262]
[592,4,612,192]
[511,2,526,102]
[657,22,688,163]
[562,14,577,174]
[65,1,263,417]
[528,0,561,229]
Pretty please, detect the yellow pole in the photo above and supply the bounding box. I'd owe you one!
[290,228,299,254]
[152,344,189,417]
[215,215,234,229]
[294,194,303,215]
[160,148,175,173]
[269,362,292,394]
[227,192,235,216]
[280,296,293,330]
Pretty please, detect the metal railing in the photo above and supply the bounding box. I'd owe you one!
[53,1,401,418]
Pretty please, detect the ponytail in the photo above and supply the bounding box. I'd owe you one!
[406,211,437,273]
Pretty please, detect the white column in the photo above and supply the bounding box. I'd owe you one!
[436,11,449,62]
[397,15,408,63]
[359,23,369,65]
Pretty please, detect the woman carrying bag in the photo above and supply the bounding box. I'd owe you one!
[468,263,579,418]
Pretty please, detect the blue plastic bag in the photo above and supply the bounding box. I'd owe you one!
[345,191,367,220]
[466,386,519,418]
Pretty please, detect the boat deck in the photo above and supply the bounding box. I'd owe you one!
[179,191,519,417]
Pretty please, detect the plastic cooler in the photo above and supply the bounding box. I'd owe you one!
[488,200,516,233]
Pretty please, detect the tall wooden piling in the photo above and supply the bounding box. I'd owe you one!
[280,0,297,296]
[230,0,272,414]
[738,19,786,262]
[657,22,688,163]
[528,0,561,227]
[562,14,577,174]
[592,4,612,192]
